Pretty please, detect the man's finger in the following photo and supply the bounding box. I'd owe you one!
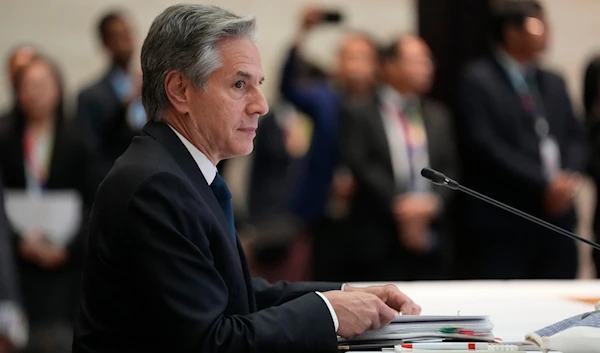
[376,298,398,326]
[399,297,417,315]
[410,304,422,315]
[385,287,414,314]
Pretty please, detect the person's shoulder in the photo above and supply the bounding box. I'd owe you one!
[461,57,497,82]
[77,71,111,100]
[422,97,450,119]
[102,136,179,191]
[339,92,380,119]
[537,67,567,88]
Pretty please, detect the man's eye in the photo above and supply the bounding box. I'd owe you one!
[235,81,245,89]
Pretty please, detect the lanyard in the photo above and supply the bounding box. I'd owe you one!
[23,130,53,192]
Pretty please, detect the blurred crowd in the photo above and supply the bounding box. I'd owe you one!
[0,0,600,352]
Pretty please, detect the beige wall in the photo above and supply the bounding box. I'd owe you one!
[541,0,600,112]
[0,0,416,112]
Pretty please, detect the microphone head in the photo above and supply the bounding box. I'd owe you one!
[421,168,444,183]
[421,168,460,190]
[421,168,436,181]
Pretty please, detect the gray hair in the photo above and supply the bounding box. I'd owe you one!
[141,4,256,121]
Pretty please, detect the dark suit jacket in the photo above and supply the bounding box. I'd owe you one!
[0,119,100,323]
[583,113,600,277]
[338,93,459,279]
[77,68,139,168]
[455,57,586,230]
[279,47,343,223]
[73,121,341,353]
[0,169,19,304]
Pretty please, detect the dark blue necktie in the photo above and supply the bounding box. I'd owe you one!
[210,173,236,240]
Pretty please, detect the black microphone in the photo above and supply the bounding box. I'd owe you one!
[420,167,600,251]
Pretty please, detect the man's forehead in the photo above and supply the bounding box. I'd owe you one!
[233,69,265,83]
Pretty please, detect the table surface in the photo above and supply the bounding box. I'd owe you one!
[350,280,600,343]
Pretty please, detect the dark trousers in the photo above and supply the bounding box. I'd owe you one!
[458,200,578,280]
[313,217,447,282]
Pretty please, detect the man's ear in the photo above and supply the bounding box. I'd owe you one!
[164,70,191,115]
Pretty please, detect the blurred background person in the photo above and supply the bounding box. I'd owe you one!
[247,104,310,224]
[336,34,458,281]
[0,170,27,353]
[583,55,600,278]
[279,7,380,280]
[0,56,100,353]
[455,0,586,280]
[76,10,143,173]
[244,104,313,282]
[0,46,37,127]
[280,7,379,225]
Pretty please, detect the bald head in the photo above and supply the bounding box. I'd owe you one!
[335,33,378,96]
[381,35,434,95]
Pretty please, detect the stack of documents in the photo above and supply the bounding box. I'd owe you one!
[338,315,496,349]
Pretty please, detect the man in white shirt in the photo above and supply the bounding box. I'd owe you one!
[73,4,420,352]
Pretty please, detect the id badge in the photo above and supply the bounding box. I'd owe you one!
[535,116,561,179]
[539,135,561,180]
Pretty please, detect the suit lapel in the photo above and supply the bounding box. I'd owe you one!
[142,121,237,248]
[371,97,394,173]
[486,58,541,140]
[3,132,27,188]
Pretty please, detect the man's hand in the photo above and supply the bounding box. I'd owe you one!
[544,172,579,217]
[394,193,439,225]
[344,284,421,315]
[19,232,67,269]
[300,7,323,31]
[394,193,438,252]
[322,291,398,339]
[398,220,430,253]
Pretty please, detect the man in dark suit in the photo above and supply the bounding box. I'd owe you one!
[279,7,379,225]
[76,10,144,169]
[455,0,586,279]
[73,4,421,353]
[0,171,27,353]
[338,35,459,281]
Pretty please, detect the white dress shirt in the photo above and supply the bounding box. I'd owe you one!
[379,85,432,193]
[168,125,341,332]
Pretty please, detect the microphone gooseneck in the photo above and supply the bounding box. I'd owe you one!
[421,168,600,251]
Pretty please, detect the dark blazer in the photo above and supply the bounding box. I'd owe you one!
[279,47,343,223]
[0,119,100,323]
[77,68,139,167]
[456,57,586,218]
[338,93,459,280]
[0,170,19,304]
[454,57,586,279]
[584,113,600,278]
[73,121,342,353]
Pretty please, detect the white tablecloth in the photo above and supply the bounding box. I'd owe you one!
[351,280,600,343]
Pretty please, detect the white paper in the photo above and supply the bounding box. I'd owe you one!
[4,189,82,247]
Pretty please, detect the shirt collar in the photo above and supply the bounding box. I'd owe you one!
[168,124,217,185]
[380,85,418,111]
[495,48,536,90]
